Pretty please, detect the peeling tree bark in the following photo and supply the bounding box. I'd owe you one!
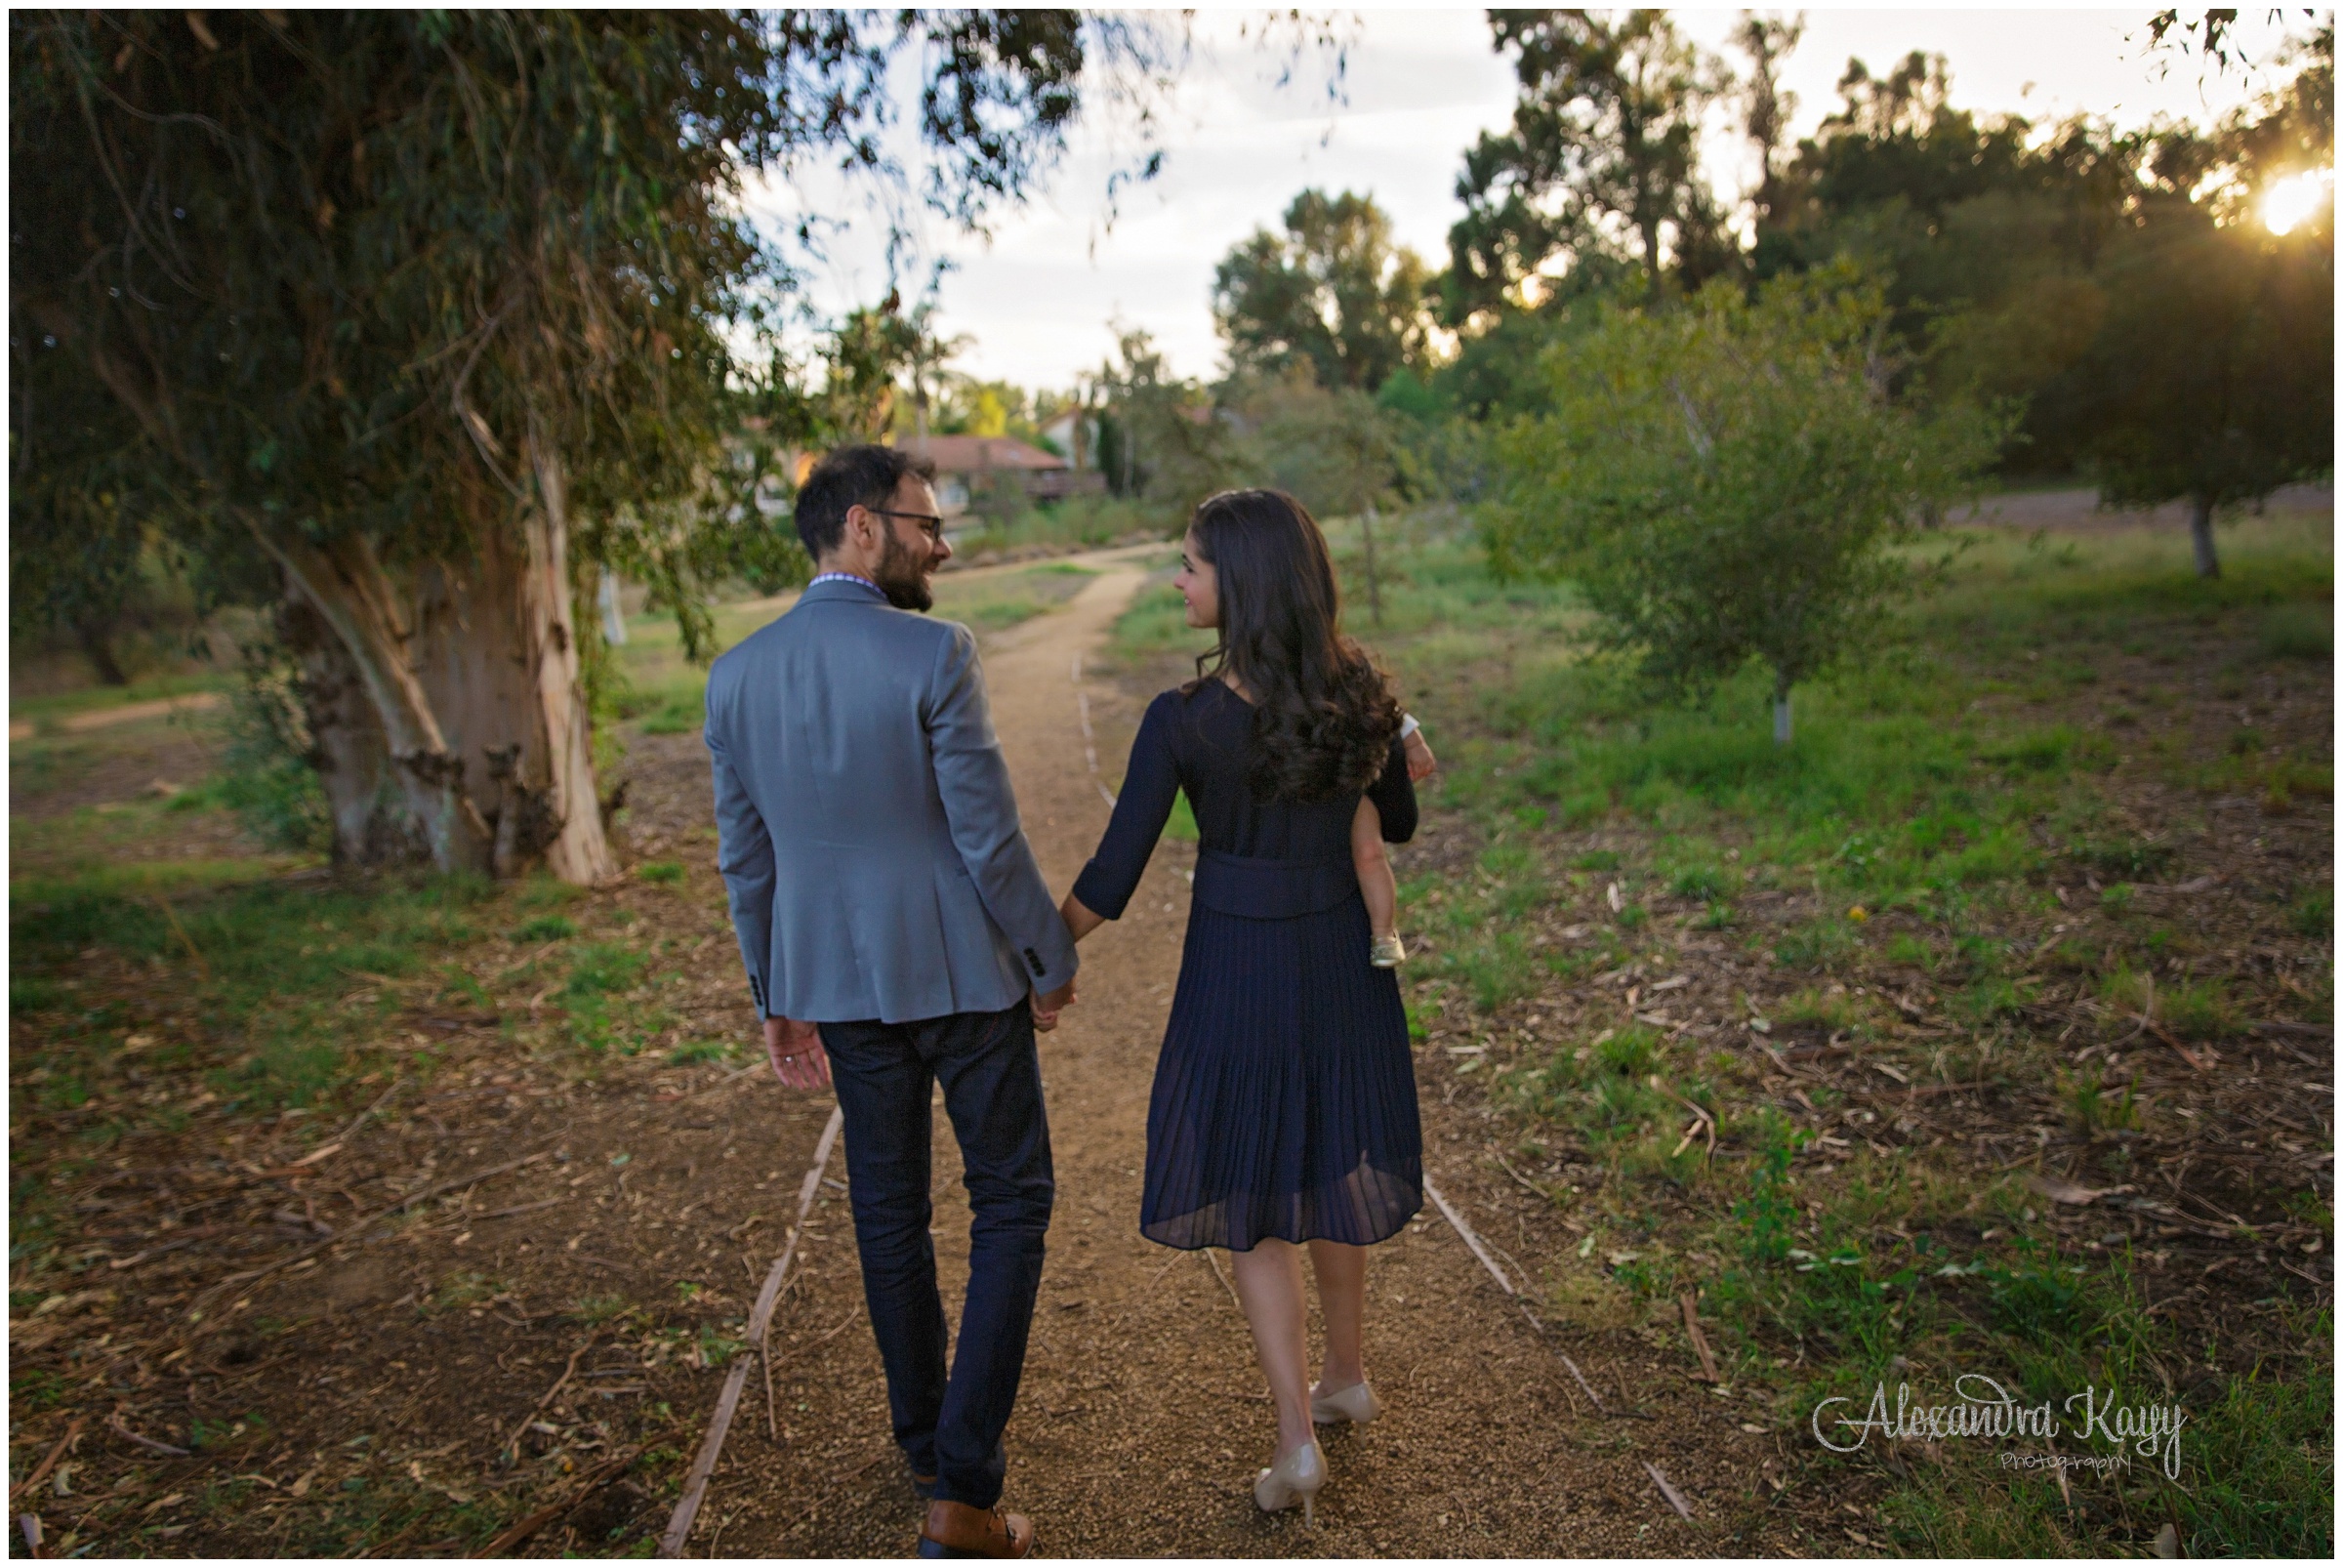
[277,590,400,866]
[251,520,496,877]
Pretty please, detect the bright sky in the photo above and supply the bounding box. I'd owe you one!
[742,6,2314,392]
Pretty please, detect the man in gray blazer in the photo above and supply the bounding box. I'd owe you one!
[707,444,1076,1559]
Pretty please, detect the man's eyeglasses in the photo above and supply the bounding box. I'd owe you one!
[871,508,948,546]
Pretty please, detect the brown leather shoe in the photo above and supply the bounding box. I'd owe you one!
[917,1499,1034,1558]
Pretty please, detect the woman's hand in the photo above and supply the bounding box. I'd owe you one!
[764,1015,832,1089]
[1059,892,1106,944]
[1404,728,1438,782]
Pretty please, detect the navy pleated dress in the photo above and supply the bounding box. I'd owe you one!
[1071,680,1423,1252]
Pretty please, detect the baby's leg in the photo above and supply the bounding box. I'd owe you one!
[1351,798,1398,940]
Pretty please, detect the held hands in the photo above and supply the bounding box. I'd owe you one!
[1404,729,1439,782]
[764,1015,832,1090]
[1031,977,1078,1032]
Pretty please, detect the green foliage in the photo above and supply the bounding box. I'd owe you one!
[1091,329,1238,518]
[514,915,578,942]
[1450,11,1719,309]
[209,659,331,855]
[1486,266,2002,719]
[636,862,685,886]
[1233,377,1407,541]
[14,10,1176,879]
[2050,84,2333,563]
[1213,189,1433,392]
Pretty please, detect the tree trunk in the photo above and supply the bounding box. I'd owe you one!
[598,567,628,645]
[73,611,130,686]
[277,589,407,866]
[252,521,496,877]
[1772,674,1793,747]
[2189,494,2221,579]
[515,440,616,885]
[406,454,616,885]
[1359,502,1384,628]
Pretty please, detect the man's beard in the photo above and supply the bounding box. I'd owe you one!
[872,526,933,612]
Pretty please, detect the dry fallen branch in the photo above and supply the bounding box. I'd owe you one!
[659,1103,844,1558]
[500,1333,599,1467]
[1644,1461,1695,1521]
[105,1417,188,1458]
[471,1443,648,1558]
[1678,1294,1721,1383]
[9,1421,82,1506]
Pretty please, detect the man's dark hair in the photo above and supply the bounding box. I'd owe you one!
[794,444,934,560]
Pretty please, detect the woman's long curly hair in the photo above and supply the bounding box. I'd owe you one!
[1183,488,1401,803]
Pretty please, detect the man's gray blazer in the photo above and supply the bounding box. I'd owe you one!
[705,577,1078,1026]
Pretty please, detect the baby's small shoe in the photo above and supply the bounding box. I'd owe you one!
[1370,933,1406,969]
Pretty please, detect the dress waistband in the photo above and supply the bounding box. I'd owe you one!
[1190,847,1357,921]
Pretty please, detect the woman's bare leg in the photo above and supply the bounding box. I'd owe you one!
[1351,799,1398,941]
[1226,1239,1316,1456]
[1307,1239,1368,1391]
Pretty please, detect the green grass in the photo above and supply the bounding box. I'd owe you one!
[11,865,491,1111]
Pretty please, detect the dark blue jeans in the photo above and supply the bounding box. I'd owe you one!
[818,1002,1052,1509]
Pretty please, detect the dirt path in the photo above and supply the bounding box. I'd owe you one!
[11,557,1769,1557]
[684,560,1758,1557]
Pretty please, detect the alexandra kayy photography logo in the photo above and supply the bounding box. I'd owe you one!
[1811,1376,2188,1480]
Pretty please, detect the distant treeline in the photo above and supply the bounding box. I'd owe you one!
[1088,16,2332,543]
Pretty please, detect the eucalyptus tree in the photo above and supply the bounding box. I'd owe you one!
[13,10,1141,879]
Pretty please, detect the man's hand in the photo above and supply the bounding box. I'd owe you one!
[1031,977,1078,1033]
[1404,728,1439,782]
[764,1015,832,1090]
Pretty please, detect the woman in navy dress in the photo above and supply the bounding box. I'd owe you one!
[1058,489,1422,1527]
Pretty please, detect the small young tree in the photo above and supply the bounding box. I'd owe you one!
[1486,266,2000,742]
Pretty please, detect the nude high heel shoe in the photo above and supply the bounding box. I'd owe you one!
[1309,1378,1383,1426]
[1252,1438,1327,1528]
